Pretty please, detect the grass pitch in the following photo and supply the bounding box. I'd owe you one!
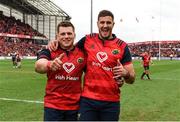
[0,59,180,121]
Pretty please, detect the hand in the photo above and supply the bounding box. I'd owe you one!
[113,59,126,87]
[47,40,59,51]
[50,53,65,71]
[113,59,129,79]
[116,77,124,87]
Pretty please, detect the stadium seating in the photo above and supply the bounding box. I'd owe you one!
[0,13,45,37]
[0,13,46,56]
[128,41,180,58]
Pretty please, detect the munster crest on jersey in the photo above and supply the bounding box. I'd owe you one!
[112,49,120,55]
[77,57,84,63]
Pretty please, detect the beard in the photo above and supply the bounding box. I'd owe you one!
[99,31,111,40]
[98,27,113,40]
[101,35,110,40]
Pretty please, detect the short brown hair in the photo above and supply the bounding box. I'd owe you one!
[98,10,114,21]
[57,21,75,33]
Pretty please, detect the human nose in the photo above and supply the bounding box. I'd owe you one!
[64,33,69,38]
[103,22,108,27]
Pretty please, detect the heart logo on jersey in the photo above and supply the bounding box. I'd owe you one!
[62,63,75,73]
[96,52,108,63]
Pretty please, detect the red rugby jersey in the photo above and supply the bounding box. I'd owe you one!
[38,47,86,110]
[142,54,151,66]
[81,34,132,102]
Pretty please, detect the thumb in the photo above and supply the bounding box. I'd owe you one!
[58,53,65,60]
[117,59,122,66]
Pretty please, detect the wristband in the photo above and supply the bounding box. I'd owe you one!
[47,61,51,71]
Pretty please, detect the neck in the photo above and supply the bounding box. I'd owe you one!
[99,34,113,40]
[60,45,74,51]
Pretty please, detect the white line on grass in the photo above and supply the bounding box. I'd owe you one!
[0,97,43,104]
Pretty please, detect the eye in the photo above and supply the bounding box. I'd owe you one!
[67,32,73,35]
[60,33,66,36]
[106,21,112,24]
[100,21,105,24]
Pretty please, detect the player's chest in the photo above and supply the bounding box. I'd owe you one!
[85,42,124,65]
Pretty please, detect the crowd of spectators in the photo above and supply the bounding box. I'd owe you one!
[0,13,46,37]
[0,12,180,58]
[128,41,180,58]
[0,36,43,56]
[0,12,47,57]
[1,36,179,58]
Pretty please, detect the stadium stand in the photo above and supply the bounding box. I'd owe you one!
[0,13,45,37]
[0,0,179,60]
[128,41,180,59]
[0,0,71,57]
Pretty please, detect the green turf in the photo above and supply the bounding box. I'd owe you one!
[121,60,180,121]
[0,59,46,121]
[0,59,180,121]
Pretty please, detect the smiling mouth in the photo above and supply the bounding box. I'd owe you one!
[102,28,109,33]
[102,30,109,36]
[63,39,71,42]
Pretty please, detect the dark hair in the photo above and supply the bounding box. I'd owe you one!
[57,21,75,33]
[98,10,114,21]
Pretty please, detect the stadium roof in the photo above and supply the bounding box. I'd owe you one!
[0,0,71,20]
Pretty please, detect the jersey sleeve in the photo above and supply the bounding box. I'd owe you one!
[37,49,51,60]
[76,36,86,50]
[121,45,132,65]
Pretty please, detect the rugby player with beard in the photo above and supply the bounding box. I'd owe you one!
[48,10,135,121]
